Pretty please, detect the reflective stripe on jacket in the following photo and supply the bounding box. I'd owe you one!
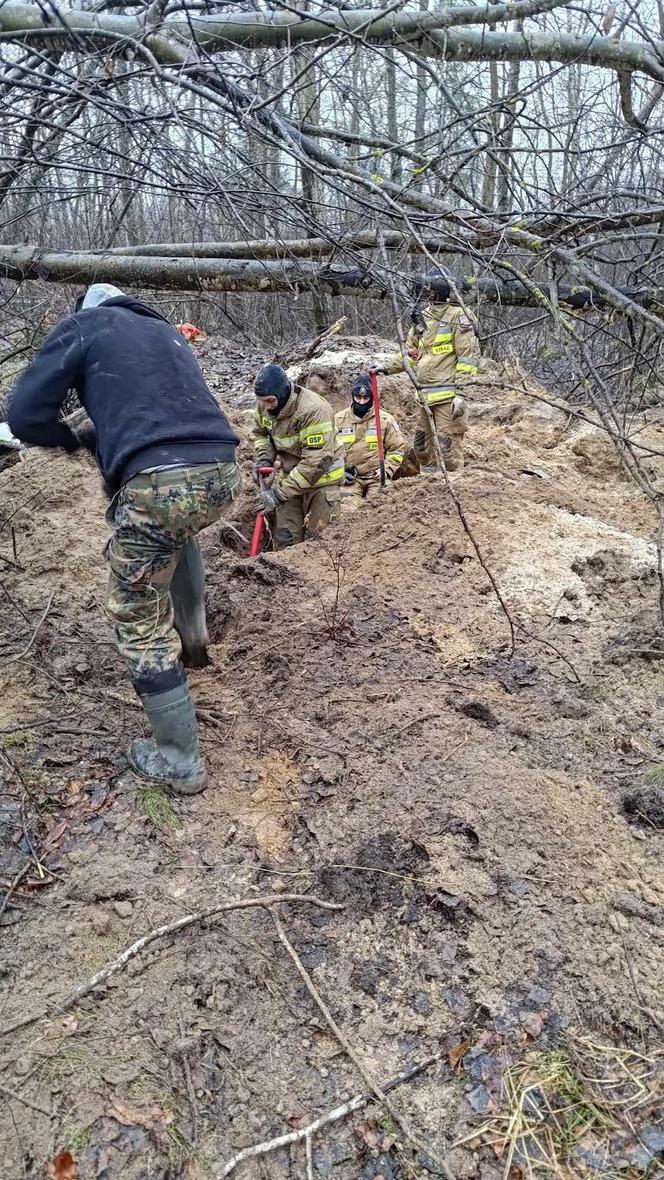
[384,302,479,395]
[334,405,405,479]
[252,384,344,501]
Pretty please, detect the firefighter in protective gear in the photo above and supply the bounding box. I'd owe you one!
[252,364,344,548]
[374,271,480,473]
[335,374,405,507]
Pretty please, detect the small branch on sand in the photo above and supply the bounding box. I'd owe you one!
[271,912,455,1180]
[220,1052,442,1177]
[0,862,31,923]
[302,315,347,361]
[0,1080,52,1118]
[305,1132,314,1180]
[4,592,55,666]
[0,893,342,1039]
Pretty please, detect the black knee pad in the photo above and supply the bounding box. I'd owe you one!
[437,433,452,455]
[414,429,426,456]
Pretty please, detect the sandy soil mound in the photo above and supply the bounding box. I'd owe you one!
[1,348,663,1180]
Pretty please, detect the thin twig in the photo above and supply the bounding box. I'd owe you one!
[0,862,31,924]
[0,552,24,571]
[0,875,54,891]
[0,715,79,736]
[0,579,31,623]
[387,711,439,737]
[638,1006,664,1034]
[330,863,433,886]
[220,521,251,549]
[271,912,455,1180]
[376,230,515,654]
[0,489,45,535]
[302,315,347,361]
[516,622,582,683]
[305,1133,314,1180]
[4,592,55,667]
[0,1081,52,1119]
[220,1053,441,1177]
[177,1006,199,1144]
[618,923,646,1021]
[0,893,342,1038]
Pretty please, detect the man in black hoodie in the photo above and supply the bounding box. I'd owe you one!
[8,283,240,795]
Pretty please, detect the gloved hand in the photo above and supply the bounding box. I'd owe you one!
[451,395,466,419]
[255,484,285,513]
[368,363,386,375]
[344,465,358,485]
[251,464,275,487]
[75,422,97,453]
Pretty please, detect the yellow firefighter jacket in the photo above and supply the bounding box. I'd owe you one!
[384,302,479,406]
[252,384,344,501]
[334,405,405,479]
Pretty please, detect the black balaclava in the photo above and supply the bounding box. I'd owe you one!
[410,303,426,334]
[351,374,373,419]
[424,268,451,304]
[254,363,292,417]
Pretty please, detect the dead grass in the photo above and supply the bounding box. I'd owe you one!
[165,1123,197,1166]
[459,1035,662,1178]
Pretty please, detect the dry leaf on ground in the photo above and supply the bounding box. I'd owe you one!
[47,1151,76,1180]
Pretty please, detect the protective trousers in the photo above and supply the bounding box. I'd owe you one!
[274,486,340,548]
[105,461,240,695]
[414,399,469,472]
[341,478,380,512]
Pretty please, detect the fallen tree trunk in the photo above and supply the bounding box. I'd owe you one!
[0,246,662,315]
[108,212,664,259]
[109,232,453,259]
[1,3,663,81]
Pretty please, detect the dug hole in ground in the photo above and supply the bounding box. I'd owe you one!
[0,338,663,1180]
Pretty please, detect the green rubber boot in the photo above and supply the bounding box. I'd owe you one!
[128,684,207,795]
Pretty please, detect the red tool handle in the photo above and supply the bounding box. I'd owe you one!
[369,371,386,487]
[249,513,264,557]
[249,467,275,557]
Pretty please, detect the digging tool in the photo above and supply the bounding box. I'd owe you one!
[249,466,275,556]
[368,369,386,487]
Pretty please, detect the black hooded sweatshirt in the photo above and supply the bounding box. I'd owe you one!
[7,297,238,491]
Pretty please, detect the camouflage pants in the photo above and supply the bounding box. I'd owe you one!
[105,462,240,695]
[414,399,469,472]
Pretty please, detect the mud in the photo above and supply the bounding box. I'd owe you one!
[1,347,663,1180]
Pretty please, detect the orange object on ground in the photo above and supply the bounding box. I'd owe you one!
[177,322,208,344]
